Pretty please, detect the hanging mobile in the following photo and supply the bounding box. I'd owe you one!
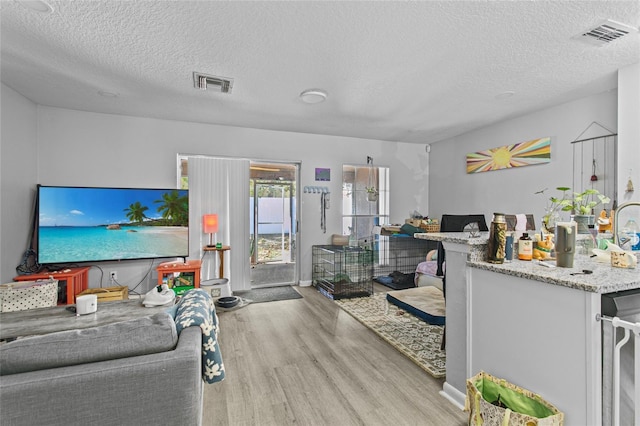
[590,159,598,182]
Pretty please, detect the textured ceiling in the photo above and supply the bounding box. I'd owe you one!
[1,1,639,144]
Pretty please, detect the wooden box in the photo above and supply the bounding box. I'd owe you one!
[405,218,422,227]
[78,286,128,302]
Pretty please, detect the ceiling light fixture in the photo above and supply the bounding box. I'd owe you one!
[495,91,515,100]
[98,90,119,97]
[250,166,281,172]
[300,89,327,104]
[15,0,53,13]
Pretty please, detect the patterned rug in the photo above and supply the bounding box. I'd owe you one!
[335,292,446,378]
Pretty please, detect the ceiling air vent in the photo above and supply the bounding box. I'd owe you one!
[193,72,233,93]
[573,19,638,46]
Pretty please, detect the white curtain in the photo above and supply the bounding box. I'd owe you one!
[188,156,251,292]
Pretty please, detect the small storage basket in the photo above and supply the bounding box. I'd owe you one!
[0,279,58,312]
[421,223,440,232]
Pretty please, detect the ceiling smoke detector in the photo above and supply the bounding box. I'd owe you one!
[573,19,638,46]
[193,72,233,93]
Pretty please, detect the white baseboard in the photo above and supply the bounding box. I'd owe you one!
[440,381,466,410]
[299,280,312,287]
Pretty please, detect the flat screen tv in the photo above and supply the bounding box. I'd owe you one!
[37,185,189,265]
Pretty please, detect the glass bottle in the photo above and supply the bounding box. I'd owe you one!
[518,233,533,261]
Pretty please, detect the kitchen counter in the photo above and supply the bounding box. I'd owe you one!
[414,231,488,261]
[468,257,640,293]
[467,258,638,425]
[415,231,638,424]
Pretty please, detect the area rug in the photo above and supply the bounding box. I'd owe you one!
[335,292,446,378]
[234,285,302,304]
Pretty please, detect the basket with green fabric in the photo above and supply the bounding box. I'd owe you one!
[465,371,564,425]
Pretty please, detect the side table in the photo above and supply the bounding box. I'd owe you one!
[203,245,230,278]
[156,259,201,288]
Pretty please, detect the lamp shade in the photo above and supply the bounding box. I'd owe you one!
[203,214,219,234]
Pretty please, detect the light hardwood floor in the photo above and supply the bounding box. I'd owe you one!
[203,286,467,426]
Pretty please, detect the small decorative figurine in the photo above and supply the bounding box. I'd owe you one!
[597,210,613,233]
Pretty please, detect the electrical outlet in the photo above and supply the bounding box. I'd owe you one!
[110,271,118,281]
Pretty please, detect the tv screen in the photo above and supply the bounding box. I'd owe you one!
[37,185,189,264]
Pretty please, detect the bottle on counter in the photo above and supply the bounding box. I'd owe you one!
[518,233,533,261]
[487,213,507,264]
[504,232,514,262]
[621,218,640,251]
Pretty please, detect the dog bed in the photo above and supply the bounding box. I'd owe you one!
[386,286,445,326]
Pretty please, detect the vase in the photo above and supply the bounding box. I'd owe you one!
[573,214,594,234]
[543,212,560,234]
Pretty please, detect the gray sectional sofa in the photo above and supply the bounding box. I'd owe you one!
[0,312,205,426]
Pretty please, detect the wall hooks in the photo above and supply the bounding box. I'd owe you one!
[303,186,329,194]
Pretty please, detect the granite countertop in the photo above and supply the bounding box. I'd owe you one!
[414,231,489,245]
[468,257,640,294]
[415,231,639,293]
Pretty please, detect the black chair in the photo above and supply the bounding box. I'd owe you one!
[436,214,488,277]
[436,214,489,350]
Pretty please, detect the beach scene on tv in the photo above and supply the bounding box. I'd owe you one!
[38,187,189,264]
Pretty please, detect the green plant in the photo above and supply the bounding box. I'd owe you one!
[539,187,610,231]
[570,188,610,215]
[545,187,610,216]
[365,187,378,193]
[539,187,569,231]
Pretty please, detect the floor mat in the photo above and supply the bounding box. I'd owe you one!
[335,292,445,378]
[235,286,302,304]
[386,286,445,326]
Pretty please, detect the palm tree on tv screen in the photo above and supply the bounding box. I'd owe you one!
[155,190,188,226]
[124,201,149,224]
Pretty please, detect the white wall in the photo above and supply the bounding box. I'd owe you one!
[0,105,430,287]
[617,62,640,206]
[429,90,619,227]
[1,83,39,283]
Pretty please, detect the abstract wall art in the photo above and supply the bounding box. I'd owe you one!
[466,136,551,174]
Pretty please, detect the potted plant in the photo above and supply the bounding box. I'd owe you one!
[570,188,611,233]
[365,187,378,202]
[541,187,610,233]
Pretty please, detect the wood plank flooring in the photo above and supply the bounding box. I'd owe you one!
[203,286,467,426]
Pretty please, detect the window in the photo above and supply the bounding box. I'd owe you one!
[342,164,389,241]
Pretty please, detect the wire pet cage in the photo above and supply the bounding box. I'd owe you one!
[312,244,373,300]
[372,235,433,277]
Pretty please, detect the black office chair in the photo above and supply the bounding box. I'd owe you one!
[436,214,489,350]
[435,214,489,276]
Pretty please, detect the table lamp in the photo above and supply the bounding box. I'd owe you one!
[203,214,218,248]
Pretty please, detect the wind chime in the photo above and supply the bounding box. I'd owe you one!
[571,121,617,208]
[366,156,378,202]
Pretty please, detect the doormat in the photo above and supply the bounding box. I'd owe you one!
[335,292,445,378]
[235,286,302,304]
